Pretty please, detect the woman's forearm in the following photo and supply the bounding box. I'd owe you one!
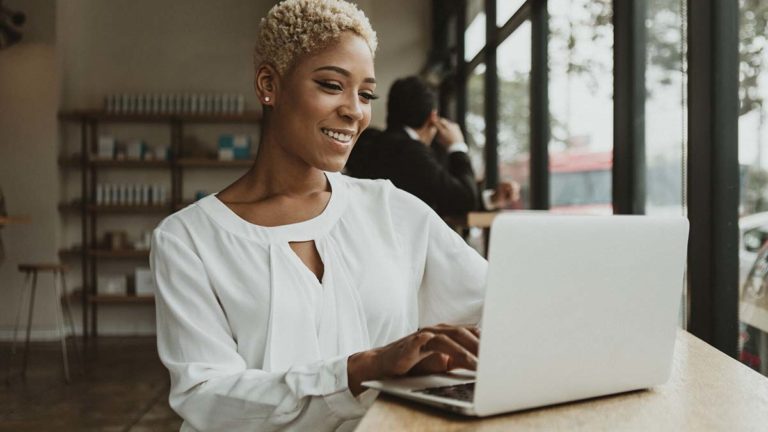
[347,349,381,396]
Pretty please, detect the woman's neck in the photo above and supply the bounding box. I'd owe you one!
[219,128,329,204]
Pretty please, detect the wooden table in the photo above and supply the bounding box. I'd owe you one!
[356,331,768,431]
[0,215,31,226]
[444,211,500,229]
[446,211,555,229]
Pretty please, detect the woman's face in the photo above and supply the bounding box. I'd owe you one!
[269,32,376,172]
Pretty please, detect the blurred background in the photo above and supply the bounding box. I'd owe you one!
[0,0,766,430]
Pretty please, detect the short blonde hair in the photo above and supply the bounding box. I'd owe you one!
[254,0,378,74]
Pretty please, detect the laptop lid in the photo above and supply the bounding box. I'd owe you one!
[474,215,689,416]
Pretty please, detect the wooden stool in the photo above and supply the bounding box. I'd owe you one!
[7,263,80,383]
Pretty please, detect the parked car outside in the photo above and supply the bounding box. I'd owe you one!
[739,212,768,286]
[738,212,768,375]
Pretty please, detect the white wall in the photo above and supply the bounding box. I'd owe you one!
[0,0,61,340]
[362,0,432,128]
[0,0,430,339]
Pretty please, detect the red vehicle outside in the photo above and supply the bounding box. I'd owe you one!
[500,150,613,214]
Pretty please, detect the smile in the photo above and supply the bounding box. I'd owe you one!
[321,128,354,143]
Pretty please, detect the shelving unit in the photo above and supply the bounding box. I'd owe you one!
[58,109,261,337]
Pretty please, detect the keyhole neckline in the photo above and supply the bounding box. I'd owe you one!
[197,171,348,245]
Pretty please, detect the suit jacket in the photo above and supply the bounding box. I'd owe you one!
[346,127,479,215]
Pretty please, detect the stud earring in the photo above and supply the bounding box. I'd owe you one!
[264,96,271,103]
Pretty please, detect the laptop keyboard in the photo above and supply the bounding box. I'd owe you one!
[413,382,475,402]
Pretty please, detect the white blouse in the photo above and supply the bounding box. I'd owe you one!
[150,172,487,432]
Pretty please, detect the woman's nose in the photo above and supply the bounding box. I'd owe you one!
[339,94,364,121]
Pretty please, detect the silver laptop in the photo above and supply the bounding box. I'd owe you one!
[362,214,689,417]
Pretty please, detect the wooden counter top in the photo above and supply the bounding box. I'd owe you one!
[356,331,768,431]
[0,215,31,226]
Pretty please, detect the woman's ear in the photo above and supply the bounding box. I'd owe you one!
[254,64,278,106]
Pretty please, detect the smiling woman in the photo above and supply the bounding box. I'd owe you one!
[255,31,378,174]
[149,1,488,431]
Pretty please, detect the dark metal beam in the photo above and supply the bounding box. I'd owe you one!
[457,0,468,131]
[498,2,531,42]
[466,46,487,74]
[686,0,739,357]
[530,0,549,209]
[484,0,499,188]
[613,0,647,215]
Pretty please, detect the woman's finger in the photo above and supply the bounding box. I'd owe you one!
[425,334,478,370]
[467,326,481,338]
[421,325,480,355]
[409,352,450,375]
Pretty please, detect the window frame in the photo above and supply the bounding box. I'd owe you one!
[431,0,739,357]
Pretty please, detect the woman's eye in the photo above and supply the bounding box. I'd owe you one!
[360,92,380,102]
[315,80,342,92]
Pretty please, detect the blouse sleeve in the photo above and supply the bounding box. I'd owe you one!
[389,186,488,327]
[150,229,368,432]
[418,208,488,327]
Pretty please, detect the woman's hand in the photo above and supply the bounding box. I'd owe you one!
[347,324,480,395]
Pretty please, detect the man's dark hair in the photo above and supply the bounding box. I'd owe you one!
[386,76,436,129]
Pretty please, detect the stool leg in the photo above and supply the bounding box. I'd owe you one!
[21,271,38,381]
[59,271,81,374]
[10,271,32,355]
[7,271,31,384]
[53,271,71,383]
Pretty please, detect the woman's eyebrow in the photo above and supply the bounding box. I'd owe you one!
[312,65,376,84]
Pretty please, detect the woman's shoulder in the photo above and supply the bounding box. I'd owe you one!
[339,173,433,217]
[153,198,215,243]
[340,173,392,195]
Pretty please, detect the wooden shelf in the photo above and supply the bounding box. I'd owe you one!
[89,204,170,213]
[90,157,171,168]
[58,248,149,259]
[90,249,150,259]
[59,154,253,169]
[58,109,262,123]
[58,107,258,336]
[176,158,254,168]
[58,202,170,213]
[59,154,171,168]
[91,294,155,304]
[69,289,154,304]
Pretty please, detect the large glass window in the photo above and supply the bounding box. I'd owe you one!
[497,21,531,208]
[465,0,486,61]
[738,0,768,377]
[466,64,486,176]
[645,0,689,334]
[497,0,526,27]
[645,0,687,216]
[548,0,613,214]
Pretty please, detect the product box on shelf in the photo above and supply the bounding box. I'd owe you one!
[126,139,146,160]
[218,134,252,160]
[99,274,127,295]
[154,145,170,161]
[97,136,115,159]
[134,267,155,296]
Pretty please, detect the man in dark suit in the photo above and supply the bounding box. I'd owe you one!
[346,76,478,215]
[346,76,517,215]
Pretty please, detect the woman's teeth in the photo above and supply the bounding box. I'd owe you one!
[322,128,352,143]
